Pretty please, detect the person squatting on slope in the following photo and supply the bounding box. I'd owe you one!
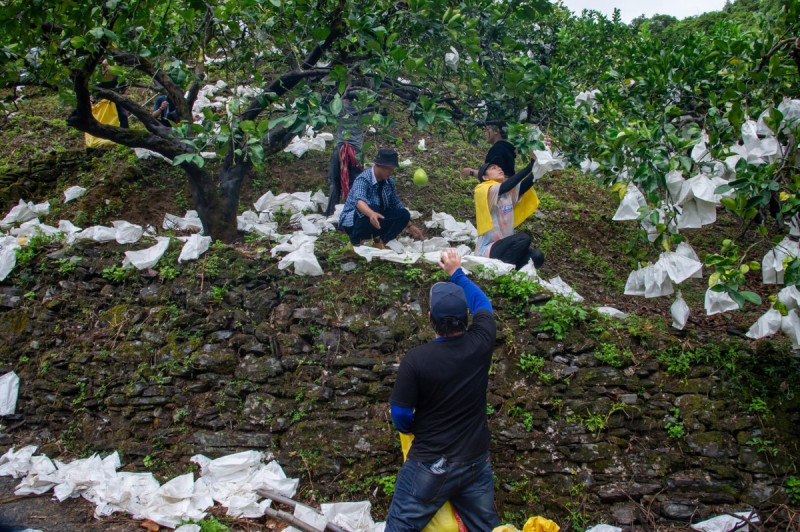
[386,248,499,531]
[324,97,366,216]
[474,157,545,270]
[338,148,424,247]
[461,121,516,179]
[152,95,178,127]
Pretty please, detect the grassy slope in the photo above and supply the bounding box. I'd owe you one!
[0,91,784,339]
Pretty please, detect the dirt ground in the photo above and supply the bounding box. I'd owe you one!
[0,476,141,531]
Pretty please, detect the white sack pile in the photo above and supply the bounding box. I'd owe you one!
[0,446,388,531]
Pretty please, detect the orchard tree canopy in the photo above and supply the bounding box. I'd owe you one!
[1,0,799,307]
[0,0,552,241]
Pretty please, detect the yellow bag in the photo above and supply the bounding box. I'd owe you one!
[399,432,462,532]
[493,516,560,532]
[84,99,119,148]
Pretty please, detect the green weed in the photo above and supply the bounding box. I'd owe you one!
[535,297,587,340]
[509,405,534,431]
[786,476,800,505]
[102,264,137,283]
[596,343,632,367]
[664,408,685,440]
[517,353,553,384]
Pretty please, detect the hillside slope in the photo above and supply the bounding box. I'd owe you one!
[0,95,799,530]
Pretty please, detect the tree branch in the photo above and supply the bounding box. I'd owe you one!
[110,52,193,122]
[95,88,175,139]
[756,37,796,73]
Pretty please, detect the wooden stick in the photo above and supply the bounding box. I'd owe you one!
[257,489,350,532]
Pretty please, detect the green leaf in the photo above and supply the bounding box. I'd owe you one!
[785,258,800,286]
[330,94,342,116]
[729,290,746,309]
[239,120,255,134]
[727,102,744,130]
[739,291,762,305]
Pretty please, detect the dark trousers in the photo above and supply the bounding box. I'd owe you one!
[115,103,129,128]
[325,144,361,216]
[344,207,410,245]
[489,232,544,270]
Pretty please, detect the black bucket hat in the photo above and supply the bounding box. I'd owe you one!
[374,148,399,168]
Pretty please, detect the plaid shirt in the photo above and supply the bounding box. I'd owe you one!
[339,167,406,228]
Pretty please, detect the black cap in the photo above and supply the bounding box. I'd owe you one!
[429,282,468,321]
[477,162,492,181]
[374,148,399,168]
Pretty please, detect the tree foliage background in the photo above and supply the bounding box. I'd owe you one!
[1,0,799,299]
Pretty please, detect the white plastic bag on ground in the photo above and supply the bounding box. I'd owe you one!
[1,200,48,228]
[175,526,202,532]
[163,211,203,233]
[0,236,20,281]
[425,211,477,242]
[0,371,20,415]
[178,234,211,262]
[540,276,584,302]
[133,148,172,162]
[11,220,61,239]
[691,511,759,531]
[284,503,328,532]
[671,292,689,330]
[705,288,739,315]
[58,220,83,243]
[0,445,38,478]
[254,191,317,214]
[322,501,382,532]
[284,127,333,157]
[75,225,117,242]
[14,455,57,495]
[112,220,143,244]
[271,233,322,276]
[64,186,87,203]
[596,307,628,319]
[122,237,170,270]
[585,526,623,532]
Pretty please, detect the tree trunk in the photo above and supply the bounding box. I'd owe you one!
[182,164,240,242]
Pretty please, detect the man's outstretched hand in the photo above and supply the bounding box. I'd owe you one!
[438,248,462,276]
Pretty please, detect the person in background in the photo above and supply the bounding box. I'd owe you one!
[386,248,499,531]
[324,95,365,216]
[152,95,178,127]
[338,147,424,247]
[461,120,516,179]
[97,59,129,129]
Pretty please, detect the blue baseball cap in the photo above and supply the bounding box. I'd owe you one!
[429,282,468,320]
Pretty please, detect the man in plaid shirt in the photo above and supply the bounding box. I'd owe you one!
[339,148,424,247]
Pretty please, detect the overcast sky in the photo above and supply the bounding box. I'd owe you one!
[558,0,728,23]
